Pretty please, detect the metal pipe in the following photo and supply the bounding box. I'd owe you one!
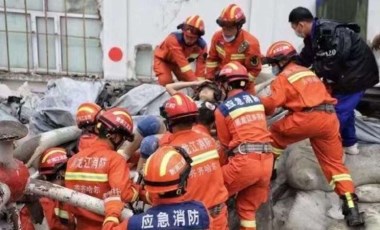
[23,0,30,72]
[3,0,10,71]
[44,0,49,73]
[27,179,133,220]
[0,182,11,211]
[64,0,69,75]
[82,0,88,76]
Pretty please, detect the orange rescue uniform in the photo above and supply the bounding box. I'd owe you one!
[77,133,99,152]
[214,90,273,230]
[39,198,74,230]
[206,30,262,94]
[65,139,138,230]
[19,198,73,230]
[154,32,207,86]
[161,129,229,230]
[260,62,355,196]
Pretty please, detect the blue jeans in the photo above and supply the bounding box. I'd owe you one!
[333,91,365,147]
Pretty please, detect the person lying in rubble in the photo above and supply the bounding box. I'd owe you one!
[165,79,223,103]
[165,79,222,137]
[65,107,139,230]
[260,41,364,227]
[101,146,210,230]
[20,147,76,230]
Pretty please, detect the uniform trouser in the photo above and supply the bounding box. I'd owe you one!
[222,153,273,230]
[153,57,197,86]
[209,205,229,230]
[270,111,355,196]
[333,91,365,147]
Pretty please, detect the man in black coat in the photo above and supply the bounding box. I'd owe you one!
[288,7,379,155]
[287,6,379,227]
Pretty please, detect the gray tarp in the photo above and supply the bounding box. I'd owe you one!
[29,77,103,134]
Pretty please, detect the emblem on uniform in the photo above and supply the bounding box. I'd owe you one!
[250,56,259,66]
[238,40,249,53]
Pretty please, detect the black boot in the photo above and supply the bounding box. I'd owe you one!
[340,193,365,227]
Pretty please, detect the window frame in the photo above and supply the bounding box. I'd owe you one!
[0,3,101,77]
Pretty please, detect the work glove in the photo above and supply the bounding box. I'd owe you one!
[103,188,125,219]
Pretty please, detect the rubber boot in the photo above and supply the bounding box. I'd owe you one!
[341,193,365,227]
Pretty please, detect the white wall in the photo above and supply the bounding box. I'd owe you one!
[250,0,316,53]
[102,0,378,81]
[367,0,380,42]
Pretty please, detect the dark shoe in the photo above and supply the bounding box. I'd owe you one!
[341,193,365,227]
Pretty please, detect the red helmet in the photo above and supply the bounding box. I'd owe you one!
[265,41,297,64]
[217,4,246,27]
[143,146,192,194]
[97,107,134,141]
[160,93,198,121]
[76,102,102,129]
[217,61,249,84]
[178,15,205,37]
[39,147,68,175]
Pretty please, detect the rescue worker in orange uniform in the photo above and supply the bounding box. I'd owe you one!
[76,102,102,151]
[159,93,229,229]
[214,62,273,230]
[206,4,262,95]
[260,41,364,227]
[65,107,139,230]
[154,15,207,86]
[101,146,210,230]
[38,147,75,229]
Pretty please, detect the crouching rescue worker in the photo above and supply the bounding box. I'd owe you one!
[154,15,207,86]
[101,146,210,229]
[65,107,139,230]
[206,4,262,95]
[160,93,229,229]
[260,41,364,227]
[38,147,75,229]
[75,102,102,151]
[214,61,273,230]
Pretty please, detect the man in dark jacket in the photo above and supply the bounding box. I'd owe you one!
[288,7,379,156]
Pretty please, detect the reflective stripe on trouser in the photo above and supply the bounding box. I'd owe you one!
[270,111,355,196]
[240,220,256,229]
[345,192,355,208]
[153,57,196,85]
[222,154,273,230]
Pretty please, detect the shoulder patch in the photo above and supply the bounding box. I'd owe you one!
[197,37,207,49]
[172,32,185,45]
[250,56,260,67]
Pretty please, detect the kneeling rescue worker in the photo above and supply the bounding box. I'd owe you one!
[101,146,210,229]
[154,15,207,86]
[214,61,273,230]
[65,107,139,230]
[206,4,262,95]
[260,41,364,227]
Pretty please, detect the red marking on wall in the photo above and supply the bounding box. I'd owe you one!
[108,47,123,62]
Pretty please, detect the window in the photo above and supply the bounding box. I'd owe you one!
[0,0,102,77]
[316,0,368,39]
